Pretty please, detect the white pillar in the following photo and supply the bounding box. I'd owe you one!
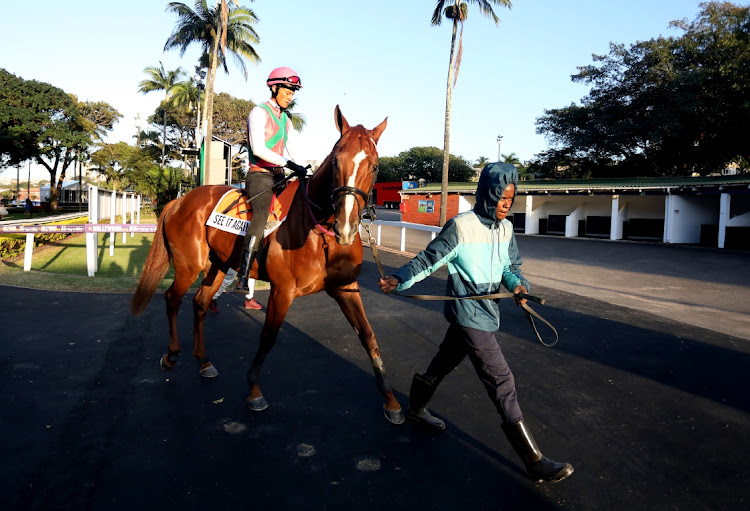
[718,193,730,249]
[130,194,136,236]
[121,192,127,244]
[109,189,116,256]
[663,192,673,244]
[565,206,583,237]
[86,185,99,276]
[23,233,34,271]
[610,196,620,240]
[524,196,538,234]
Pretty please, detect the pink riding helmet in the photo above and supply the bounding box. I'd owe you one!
[267,67,302,89]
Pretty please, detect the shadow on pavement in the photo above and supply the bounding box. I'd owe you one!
[1,243,748,510]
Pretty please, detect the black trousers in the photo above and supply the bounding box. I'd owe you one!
[425,322,523,424]
[244,170,282,251]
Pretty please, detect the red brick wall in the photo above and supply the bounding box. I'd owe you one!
[401,193,461,226]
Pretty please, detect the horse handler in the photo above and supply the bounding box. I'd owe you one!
[378,162,574,483]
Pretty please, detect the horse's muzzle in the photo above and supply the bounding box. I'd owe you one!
[333,220,358,245]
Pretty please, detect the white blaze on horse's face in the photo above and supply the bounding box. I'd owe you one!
[338,149,368,244]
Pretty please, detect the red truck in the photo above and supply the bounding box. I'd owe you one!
[371,181,403,209]
[372,181,419,209]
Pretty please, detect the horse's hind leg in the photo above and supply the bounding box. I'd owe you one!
[328,283,405,425]
[246,285,295,411]
[192,263,226,378]
[160,263,203,372]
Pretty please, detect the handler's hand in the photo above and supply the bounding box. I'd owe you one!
[378,276,399,294]
[513,284,528,307]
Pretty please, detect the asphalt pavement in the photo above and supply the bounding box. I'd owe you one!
[1,235,748,510]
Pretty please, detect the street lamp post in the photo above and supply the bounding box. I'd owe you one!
[496,135,503,162]
[194,66,206,150]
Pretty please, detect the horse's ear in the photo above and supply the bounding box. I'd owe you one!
[334,105,350,135]
[370,117,388,144]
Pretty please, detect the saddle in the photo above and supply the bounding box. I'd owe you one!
[206,180,299,239]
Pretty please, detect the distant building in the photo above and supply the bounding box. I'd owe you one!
[40,181,87,203]
[399,174,750,250]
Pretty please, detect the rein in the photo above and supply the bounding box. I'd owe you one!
[360,209,559,348]
[305,178,335,236]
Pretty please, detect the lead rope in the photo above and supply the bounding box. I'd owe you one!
[361,209,558,348]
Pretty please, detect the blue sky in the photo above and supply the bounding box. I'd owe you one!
[1,0,709,180]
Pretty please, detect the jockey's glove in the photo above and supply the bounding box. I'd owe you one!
[286,160,308,178]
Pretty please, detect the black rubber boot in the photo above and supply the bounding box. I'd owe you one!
[501,419,574,483]
[406,374,446,431]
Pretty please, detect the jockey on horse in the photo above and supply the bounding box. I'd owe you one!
[236,66,308,292]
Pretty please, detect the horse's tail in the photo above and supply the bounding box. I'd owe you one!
[130,199,178,316]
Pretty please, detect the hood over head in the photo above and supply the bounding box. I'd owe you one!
[473,162,519,222]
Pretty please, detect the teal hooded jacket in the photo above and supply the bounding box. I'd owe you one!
[392,162,529,332]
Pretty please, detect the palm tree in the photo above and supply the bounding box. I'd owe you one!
[431,0,511,225]
[171,77,204,146]
[138,62,186,168]
[501,152,521,166]
[475,155,490,168]
[286,99,307,132]
[164,0,260,182]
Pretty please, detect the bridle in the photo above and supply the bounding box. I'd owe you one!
[329,155,379,219]
[302,153,378,239]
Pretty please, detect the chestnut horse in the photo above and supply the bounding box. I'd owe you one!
[130,106,404,424]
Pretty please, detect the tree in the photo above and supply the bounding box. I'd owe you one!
[377,155,405,183]
[0,69,120,209]
[536,2,750,177]
[475,155,490,168]
[144,165,190,214]
[378,147,475,183]
[138,62,186,168]
[1,69,66,167]
[164,0,260,181]
[500,152,520,166]
[90,142,157,190]
[431,0,511,225]
[171,77,204,146]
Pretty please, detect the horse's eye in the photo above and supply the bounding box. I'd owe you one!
[372,165,378,174]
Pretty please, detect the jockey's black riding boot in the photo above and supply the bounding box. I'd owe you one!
[235,235,258,292]
[501,419,574,483]
[406,373,446,431]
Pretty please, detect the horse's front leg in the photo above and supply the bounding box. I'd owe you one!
[192,264,226,378]
[327,283,405,425]
[246,285,295,411]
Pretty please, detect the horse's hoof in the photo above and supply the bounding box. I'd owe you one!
[383,406,405,425]
[247,395,270,411]
[199,364,219,378]
[160,356,175,372]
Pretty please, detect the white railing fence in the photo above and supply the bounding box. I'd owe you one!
[0,186,144,275]
[3,196,445,277]
[86,185,142,276]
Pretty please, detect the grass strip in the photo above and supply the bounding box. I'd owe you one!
[0,224,269,294]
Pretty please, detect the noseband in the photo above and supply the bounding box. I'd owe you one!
[331,185,370,210]
[329,157,378,217]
